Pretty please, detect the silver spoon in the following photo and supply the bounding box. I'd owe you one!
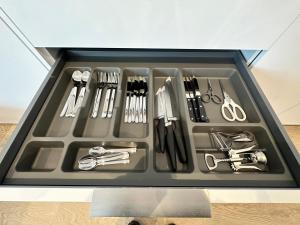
[66,70,82,117]
[60,70,82,117]
[72,71,90,116]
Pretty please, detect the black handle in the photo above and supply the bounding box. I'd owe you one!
[196,96,209,122]
[191,98,201,122]
[173,120,187,163]
[166,125,177,171]
[157,118,166,153]
[154,119,160,152]
[186,98,196,122]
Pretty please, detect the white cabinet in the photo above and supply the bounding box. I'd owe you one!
[251,16,300,125]
[0,15,48,123]
[1,0,299,49]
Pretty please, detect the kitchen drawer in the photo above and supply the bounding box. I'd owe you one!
[0,49,299,204]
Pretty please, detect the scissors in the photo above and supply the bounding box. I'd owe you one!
[219,80,247,122]
[201,79,223,104]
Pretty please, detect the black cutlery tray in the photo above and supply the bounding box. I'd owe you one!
[1,49,299,188]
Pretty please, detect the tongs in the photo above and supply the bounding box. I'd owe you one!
[78,152,130,170]
[210,131,255,151]
[89,146,137,156]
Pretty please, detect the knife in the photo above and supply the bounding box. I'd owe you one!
[160,85,177,171]
[155,88,166,153]
[164,77,187,163]
[191,76,209,122]
[183,77,197,122]
[184,77,199,122]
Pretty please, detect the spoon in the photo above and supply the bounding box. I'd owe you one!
[60,70,82,117]
[72,71,90,116]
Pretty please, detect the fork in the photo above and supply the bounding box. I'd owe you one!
[91,72,106,118]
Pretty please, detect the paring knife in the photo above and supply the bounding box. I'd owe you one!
[155,88,166,153]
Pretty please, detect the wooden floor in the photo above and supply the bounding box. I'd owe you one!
[0,124,299,225]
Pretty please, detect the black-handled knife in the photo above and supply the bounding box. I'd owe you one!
[191,76,209,122]
[155,89,166,153]
[157,117,166,153]
[186,78,202,122]
[166,124,177,171]
[164,77,187,165]
[183,78,197,122]
[196,96,209,122]
[173,120,187,163]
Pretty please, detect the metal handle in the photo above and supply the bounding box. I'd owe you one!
[91,88,102,118]
[65,87,77,117]
[229,145,256,155]
[134,95,140,123]
[201,93,211,103]
[73,87,86,115]
[205,154,231,171]
[97,159,130,166]
[96,152,129,163]
[89,147,137,155]
[124,94,130,123]
[142,95,147,123]
[60,89,73,117]
[205,154,218,171]
[129,95,136,123]
[101,88,111,118]
[107,88,116,118]
[139,95,143,123]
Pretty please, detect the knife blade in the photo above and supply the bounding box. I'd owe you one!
[162,83,175,121]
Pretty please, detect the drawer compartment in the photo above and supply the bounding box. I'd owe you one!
[1,49,299,188]
[181,68,260,123]
[16,142,63,172]
[33,67,91,137]
[73,67,122,138]
[193,126,284,173]
[62,142,147,172]
[113,68,151,138]
[153,68,194,172]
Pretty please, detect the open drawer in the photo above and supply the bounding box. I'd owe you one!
[0,49,299,205]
